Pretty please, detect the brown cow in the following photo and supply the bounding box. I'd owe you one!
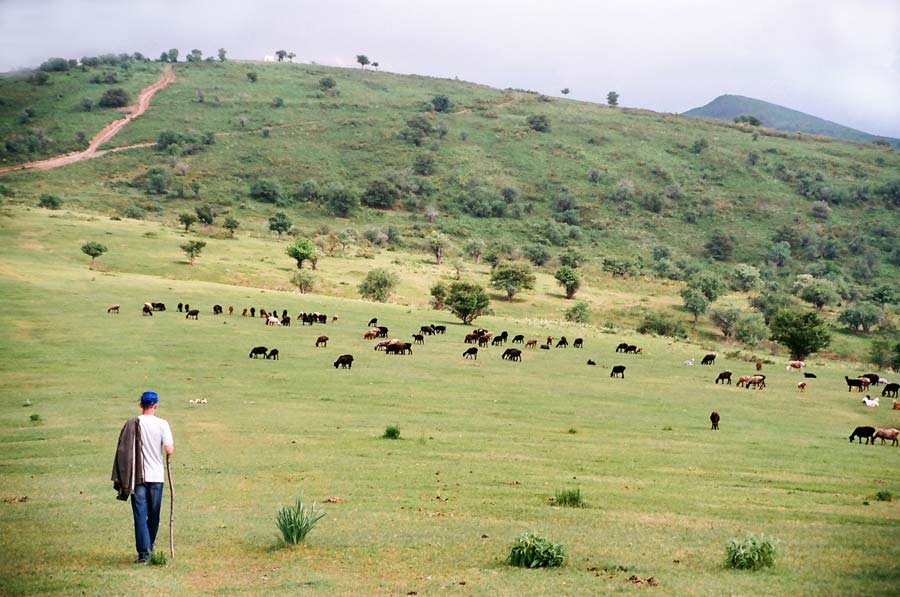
[315,335,328,348]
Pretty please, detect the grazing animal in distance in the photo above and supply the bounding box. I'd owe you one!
[463,347,478,359]
[555,337,568,348]
[432,325,446,334]
[845,376,867,392]
[700,353,716,366]
[881,383,899,398]
[368,318,378,327]
[736,375,753,388]
[376,326,389,338]
[849,426,876,444]
[213,304,223,315]
[512,334,525,344]
[786,360,805,371]
[177,303,183,312]
[242,308,248,316]
[610,365,626,378]
[710,411,720,430]
[540,344,550,350]
[142,303,153,316]
[873,428,899,446]
[803,372,816,378]
[151,302,166,311]
[250,307,255,318]
[573,338,583,348]
[107,304,120,314]
[525,339,538,349]
[615,342,629,352]
[315,335,328,347]
[334,354,354,369]
[715,371,732,385]
[797,381,807,392]
[420,325,435,335]
[587,360,596,366]
[412,334,425,344]
[183,304,189,313]
[755,359,763,372]
[229,306,234,315]
[745,375,766,390]
[281,315,291,326]
[249,346,268,358]
[501,348,522,361]
[364,328,380,340]
[186,309,199,320]
[894,399,900,410]
[265,349,279,360]
[862,395,879,408]
[266,315,281,326]
[860,373,881,386]
[683,358,695,366]
[625,345,641,354]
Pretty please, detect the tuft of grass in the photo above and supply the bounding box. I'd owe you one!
[149,550,167,566]
[29,413,41,422]
[276,495,325,545]
[875,490,892,502]
[725,534,777,570]
[554,488,584,508]
[382,424,401,440]
[507,532,565,568]
[567,427,577,434]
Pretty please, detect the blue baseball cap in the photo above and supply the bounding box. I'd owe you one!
[140,391,159,406]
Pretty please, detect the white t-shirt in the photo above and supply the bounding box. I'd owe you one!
[138,414,174,483]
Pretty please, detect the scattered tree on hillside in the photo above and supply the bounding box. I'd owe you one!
[680,287,710,324]
[29,71,49,86]
[554,266,581,299]
[98,88,130,108]
[286,238,317,269]
[427,232,448,265]
[565,301,590,323]
[526,114,551,132]
[749,291,793,324]
[709,307,742,339]
[167,49,179,63]
[372,61,379,71]
[268,212,293,236]
[287,52,296,62]
[218,48,227,62]
[291,270,316,294]
[769,310,831,359]
[688,271,725,303]
[837,302,881,332]
[319,77,336,91]
[424,205,439,223]
[81,241,107,269]
[358,268,398,302]
[194,204,215,225]
[249,178,282,203]
[246,71,258,83]
[561,88,570,95]
[870,339,900,370]
[187,49,202,62]
[180,240,206,265]
[797,278,839,311]
[464,239,485,264]
[178,213,198,232]
[443,281,491,324]
[734,114,761,126]
[734,311,769,345]
[276,50,287,62]
[324,183,358,217]
[490,262,536,301]
[190,180,201,198]
[223,216,239,237]
[413,153,437,176]
[431,95,454,113]
[356,54,370,69]
[360,179,400,209]
[38,194,62,209]
[869,284,895,308]
[524,244,551,266]
[430,282,449,310]
[704,230,736,261]
[606,91,619,106]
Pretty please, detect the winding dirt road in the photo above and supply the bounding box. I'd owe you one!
[0,64,175,175]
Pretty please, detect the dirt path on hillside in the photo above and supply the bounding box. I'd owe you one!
[0,65,175,175]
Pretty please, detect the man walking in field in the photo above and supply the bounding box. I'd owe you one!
[112,390,174,563]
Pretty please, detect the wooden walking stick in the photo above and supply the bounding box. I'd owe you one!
[166,457,175,559]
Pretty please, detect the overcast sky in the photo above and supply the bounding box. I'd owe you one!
[2,0,898,137]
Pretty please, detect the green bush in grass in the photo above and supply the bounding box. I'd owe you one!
[725,534,777,570]
[149,550,167,566]
[382,425,401,439]
[276,495,325,545]
[875,490,892,502]
[554,488,584,508]
[507,532,565,568]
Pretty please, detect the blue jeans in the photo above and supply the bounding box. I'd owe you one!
[131,483,164,559]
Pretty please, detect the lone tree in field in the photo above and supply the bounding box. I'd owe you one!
[680,287,710,324]
[490,262,536,301]
[554,266,581,299]
[427,232,448,265]
[443,281,491,324]
[561,88,570,95]
[769,309,831,359]
[356,54,370,69]
[372,61,379,71]
[223,216,239,237]
[81,241,107,269]
[358,268,398,302]
[291,270,316,294]
[275,50,287,62]
[607,91,619,106]
[178,213,198,232]
[286,238,318,269]
[180,240,206,265]
[268,212,293,236]
[217,48,227,62]
[431,95,454,113]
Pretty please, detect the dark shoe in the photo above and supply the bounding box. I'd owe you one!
[133,556,149,564]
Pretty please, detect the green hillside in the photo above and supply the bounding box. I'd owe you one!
[684,94,900,148]
[2,58,899,359]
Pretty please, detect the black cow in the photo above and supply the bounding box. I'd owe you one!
[420,325,435,335]
[412,334,425,344]
[845,376,867,392]
[463,347,478,359]
[376,326,389,338]
[368,318,378,327]
[573,338,583,348]
[849,426,876,444]
[861,373,881,386]
[281,315,291,327]
[556,337,568,348]
[249,346,268,358]
[183,304,189,313]
[502,348,522,361]
[152,302,166,311]
[610,365,626,378]
[512,334,525,344]
[142,304,153,316]
[250,307,256,318]
[334,354,354,369]
[710,411,720,430]
[615,342,629,352]
[491,336,504,346]
[213,304,223,315]
[715,371,732,385]
[882,383,899,398]
[177,303,183,312]
[803,372,817,378]
[624,345,640,354]
[266,349,279,360]
[701,353,716,366]
[433,325,446,334]
[186,309,199,320]
[587,359,596,366]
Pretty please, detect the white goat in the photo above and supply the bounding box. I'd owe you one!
[862,395,880,408]
[683,358,695,366]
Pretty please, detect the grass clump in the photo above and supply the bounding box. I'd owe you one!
[874,490,892,502]
[507,532,565,568]
[276,495,325,545]
[553,488,584,508]
[148,550,167,566]
[382,424,401,439]
[725,534,777,570]
[29,413,41,422]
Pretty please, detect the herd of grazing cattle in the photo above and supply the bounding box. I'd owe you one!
[111,300,898,444]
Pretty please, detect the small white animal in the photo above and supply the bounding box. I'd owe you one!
[189,398,208,405]
[862,395,879,408]
[683,358,695,366]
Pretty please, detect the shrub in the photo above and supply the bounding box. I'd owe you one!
[875,490,892,502]
[524,244,552,266]
[271,96,284,108]
[412,153,436,176]
[122,205,144,219]
[725,534,777,571]
[361,179,400,209]
[276,495,325,545]
[553,488,584,508]
[526,114,550,132]
[98,88,130,108]
[705,231,736,261]
[324,183,358,216]
[602,256,639,277]
[30,413,42,423]
[246,71,258,83]
[358,268,398,302]
[319,77,336,90]
[810,201,832,220]
[382,425,401,439]
[291,270,316,294]
[38,194,62,209]
[564,301,590,323]
[249,179,282,203]
[637,311,688,339]
[507,533,565,568]
[690,138,709,154]
[431,95,454,112]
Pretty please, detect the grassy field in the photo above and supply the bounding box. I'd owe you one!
[1,205,899,595]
